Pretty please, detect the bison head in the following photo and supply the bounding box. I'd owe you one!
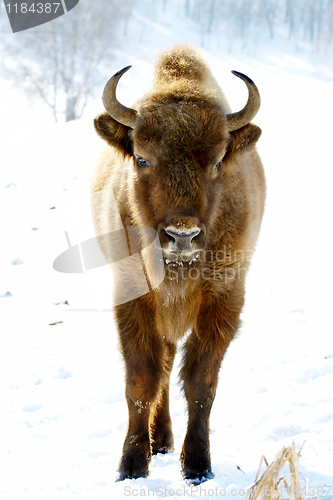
[94,65,261,264]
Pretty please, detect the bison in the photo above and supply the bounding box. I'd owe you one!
[91,44,266,483]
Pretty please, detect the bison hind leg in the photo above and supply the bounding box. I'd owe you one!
[149,386,174,455]
[150,340,176,455]
[150,414,174,455]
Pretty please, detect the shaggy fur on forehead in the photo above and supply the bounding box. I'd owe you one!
[133,99,229,161]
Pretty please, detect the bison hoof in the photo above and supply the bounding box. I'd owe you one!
[152,444,174,455]
[151,429,174,455]
[182,469,214,485]
[180,449,213,484]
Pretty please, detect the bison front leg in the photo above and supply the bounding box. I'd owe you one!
[180,292,243,483]
[116,299,164,480]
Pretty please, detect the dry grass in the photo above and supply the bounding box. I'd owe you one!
[245,442,306,500]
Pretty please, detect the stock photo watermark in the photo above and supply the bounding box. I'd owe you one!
[52,188,254,311]
[122,484,333,498]
[3,0,79,33]
[52,188,255,311]
[124,484,247,497]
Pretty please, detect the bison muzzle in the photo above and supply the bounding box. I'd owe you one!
[91,44,266,483]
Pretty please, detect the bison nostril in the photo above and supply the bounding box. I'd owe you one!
[164,227,201,252]
[164,229,176,245]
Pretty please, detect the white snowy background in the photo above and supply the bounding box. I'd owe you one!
[1,2,333,499]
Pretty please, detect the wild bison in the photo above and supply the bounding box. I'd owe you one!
[91,44,266,483]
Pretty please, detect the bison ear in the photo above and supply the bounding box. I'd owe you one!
[225,123,261,159]
[94,112,133,157]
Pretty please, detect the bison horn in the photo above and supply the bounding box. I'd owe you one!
[102,66,138,128]
[227,71,261,132]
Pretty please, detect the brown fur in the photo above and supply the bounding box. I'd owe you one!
[91,45,266,482]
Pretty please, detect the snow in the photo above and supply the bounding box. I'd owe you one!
[1,4,333,500]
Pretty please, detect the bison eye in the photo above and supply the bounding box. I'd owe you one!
[136,157,151,168]
[211,161,222,179]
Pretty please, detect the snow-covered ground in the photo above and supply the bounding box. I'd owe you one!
[1,4,333,500]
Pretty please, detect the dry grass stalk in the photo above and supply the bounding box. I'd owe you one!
[245,442,303,500]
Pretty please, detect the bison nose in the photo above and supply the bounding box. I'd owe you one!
[164,227,201,252]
